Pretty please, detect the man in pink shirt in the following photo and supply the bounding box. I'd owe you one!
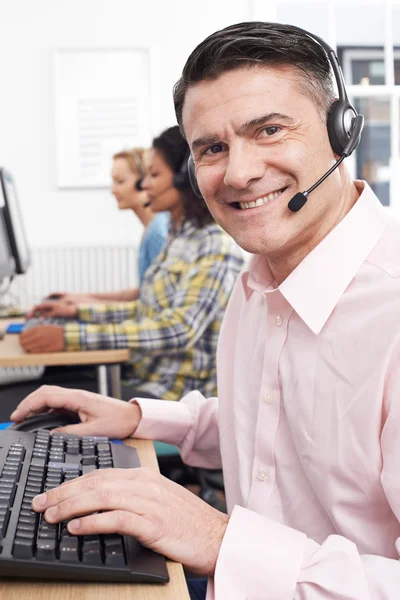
[10,22,400,599]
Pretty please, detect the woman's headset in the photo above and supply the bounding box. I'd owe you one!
[130,150,146,191]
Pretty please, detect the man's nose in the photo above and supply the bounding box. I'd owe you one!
[223,146,265,189]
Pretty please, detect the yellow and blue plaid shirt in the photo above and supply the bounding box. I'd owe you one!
[64,220,244,400]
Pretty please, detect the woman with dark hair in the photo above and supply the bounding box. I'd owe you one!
[148,126,213,228]
[20,126,244,402]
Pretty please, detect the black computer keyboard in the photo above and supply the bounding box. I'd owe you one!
[0,429,169,583]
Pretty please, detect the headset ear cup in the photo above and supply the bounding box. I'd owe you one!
[327,101,358,157]
[187,155,203,199]
[173,173,186,191]
[327,101,345,156]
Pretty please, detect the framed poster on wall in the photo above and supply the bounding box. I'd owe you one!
[54,48,159,188]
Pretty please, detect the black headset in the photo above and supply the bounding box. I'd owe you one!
[130,150,146,191]
[139,150,190,193]
[173,153,190,191]
[187,24,364,203]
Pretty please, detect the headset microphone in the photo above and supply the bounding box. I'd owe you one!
[288,114,364,212]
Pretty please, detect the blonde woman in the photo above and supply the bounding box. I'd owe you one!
[46,148,169,305]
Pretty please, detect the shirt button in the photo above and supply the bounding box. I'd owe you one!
[265,392,272,404]
[275,315,283,327]
[257,470,268,481]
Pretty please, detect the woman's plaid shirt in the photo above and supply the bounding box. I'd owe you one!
[64,220,244,400]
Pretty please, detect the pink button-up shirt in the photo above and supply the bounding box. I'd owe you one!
[135,181,400,599]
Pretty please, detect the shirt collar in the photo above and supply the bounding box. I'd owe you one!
[242,181,388,335]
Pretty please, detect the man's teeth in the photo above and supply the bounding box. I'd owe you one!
[239,189,284,210]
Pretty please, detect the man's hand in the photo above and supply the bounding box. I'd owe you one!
[20,325,65,353]
[10,385,142,438]
[26,301,79,319]
[32,468,229,576]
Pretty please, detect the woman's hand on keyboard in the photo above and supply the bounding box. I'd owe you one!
[32,466,229,577]
[10,385,142,439]
[26,301,78,319]
[46,291,96,305]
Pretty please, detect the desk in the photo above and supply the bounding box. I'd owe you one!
[0,438,190,599]
[0,320,130,398]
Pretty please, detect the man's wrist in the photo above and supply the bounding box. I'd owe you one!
[204,513,230,577]
[129,402,142,437]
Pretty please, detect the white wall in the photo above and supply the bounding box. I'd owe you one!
[0,0,393,249]
[0,0,251,248]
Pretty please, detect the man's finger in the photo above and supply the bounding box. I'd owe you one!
[10,386,83,421]
[51,419,113,437]
[32,468,156,510]
[42,489,154,525]
[67,510,155,544]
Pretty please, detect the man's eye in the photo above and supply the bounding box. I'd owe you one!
[263,126,281,136]
[204,144,223,155]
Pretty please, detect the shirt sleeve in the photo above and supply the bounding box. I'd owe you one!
[76,302,137,324]
[212,350,400,600]
[139,215,168,281]
[64,253,233,352]
[143,224,167,272]
[133,391,222,469]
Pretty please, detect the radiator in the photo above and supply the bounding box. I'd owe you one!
[6,245,139,307]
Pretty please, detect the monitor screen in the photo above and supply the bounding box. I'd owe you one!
[0,189,15,282]
[0,168,31,274]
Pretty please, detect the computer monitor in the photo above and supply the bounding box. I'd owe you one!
[0,187,15,284]
[0,167,31,274]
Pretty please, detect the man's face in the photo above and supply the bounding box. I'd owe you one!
[182,65,339,258]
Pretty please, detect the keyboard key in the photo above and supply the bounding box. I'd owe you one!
[25,484,42,494]
[82,465,96,475]
[27,474,44,484]
[19,508,37,519]
[59,532,80,562]
[16,521,36,534]
[82,535,103,565]
[13,537,35,558]
[82,446,95,456]
[0,494,12,508]
[97,443,110,455]
[0,508,10,538]
[15,529,35,540]
[31,457,46,468]
[48,462,79,472]
[82,456,96,466]
[104,535,125,567]
[36,537,57,560]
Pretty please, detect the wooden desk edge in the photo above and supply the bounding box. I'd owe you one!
[0,317,131,366]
